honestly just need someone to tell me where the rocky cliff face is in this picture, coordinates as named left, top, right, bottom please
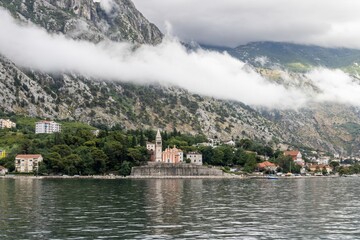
left=0, top=0, right=163, bottom=44
left=0, top=53, right=282, bottom=145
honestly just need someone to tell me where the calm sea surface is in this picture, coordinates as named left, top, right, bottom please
left=1, top=177, right=360, bottom=239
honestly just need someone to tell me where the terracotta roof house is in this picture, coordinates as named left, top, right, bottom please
left=15, top=154, right=43, bottom=173
left=257, top=161, right=278, bottom=171
left=284, top=150, right=305, bottom=166
left=308, top=164, right=333, bottom=174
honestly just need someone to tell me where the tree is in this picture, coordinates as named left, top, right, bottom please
left=37, top=162, right=48, bottom=175
left=63, top=154, right=82, bottom=175
left=218, top=145, right=234, bottom=166
left=103, top=141, right=124, bottom=170
left=119, top=161, right=131, bottom=176
left=275, top=155, right=295, bottom=173
left=127, top=146, right=148, bottom=165
left=199, top=146, right=214, bottom=165
left=329, top=161, right=340, bottom=172
left=238, top=139, right=253, bottom=150
left=322, top=166, right=328, bottom=176
left=212, top=148, right=224, bottom=165
left=243, top=154, right=257, bottom=173
left=91, top=148, right=108, bottom=174
left=51, top=144, right=72, bottom=158
left=45, top=152, right=64, bottom=174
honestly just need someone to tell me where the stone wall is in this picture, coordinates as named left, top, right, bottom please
left=131, top=163, right=224, bottom=177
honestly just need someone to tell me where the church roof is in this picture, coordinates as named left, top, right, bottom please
left=156, top=129, right=161, bottom=139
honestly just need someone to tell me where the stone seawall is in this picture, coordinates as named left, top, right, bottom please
left=131, top=163, right=224, bottom=177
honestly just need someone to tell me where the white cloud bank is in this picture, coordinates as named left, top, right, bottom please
left=132, top=0, right=360, bottom=49
left=1, top=8, right=360, bottom=109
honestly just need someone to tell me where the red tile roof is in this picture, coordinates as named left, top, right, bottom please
left=284, top=151, right=300, bottom=160
left=258, top=161, right=277, bottom=169
left=15, top=154, right=42, bottom=159
left=308, top=164, right=331, bottom=170
left=284, top=150, right=300, bottom=156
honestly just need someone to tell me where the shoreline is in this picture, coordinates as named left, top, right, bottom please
left=0, top=174, right=343, bottom=180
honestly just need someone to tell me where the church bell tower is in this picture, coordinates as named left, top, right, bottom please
left=155, top=129, right=162, bottom=162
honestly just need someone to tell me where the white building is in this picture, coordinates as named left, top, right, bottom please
left=225, top=140, right=236, bottom=146
left=15, top=154, right=43, bottom=173
left=186, top=152, right=203, bottom=165
left=317, top=156, right=330, bottom=165
left=146, top=142, right=156, bottom=152
left=284, top=150, right=305, bottom=166
left=0, top=166, right=8, bottom=175
left=35, top=121, right=61, bottom=134
left=208, top=138, right=221, bottom=147
left=0, top=119, right=16, bottom=129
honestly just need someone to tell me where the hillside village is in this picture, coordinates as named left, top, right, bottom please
left=0, top=117, right=358, bottom=177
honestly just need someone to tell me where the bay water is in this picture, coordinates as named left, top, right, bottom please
left=0, top=177, right=359, bottom=239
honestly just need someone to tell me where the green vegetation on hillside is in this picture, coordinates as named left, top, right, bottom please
left=0, top=116, right=294, bottom=175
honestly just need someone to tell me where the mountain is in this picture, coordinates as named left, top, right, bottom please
left=204, top=42, right=360, bottom=72
left=1, top=1, right=360, bottom=155
left=235, top=42, right=360, bottom=68
left=0, top=0, right=162, bottom=44
left=204, top=42, right=360, bottom=155
left=0, top=0, right=282, bottom=145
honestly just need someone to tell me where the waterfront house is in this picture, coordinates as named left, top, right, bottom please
left=284, top=150, right=305, bottom=166
left=308, top=164, right=333, bottom=174
left=0, top=166, right=8, bottom=175
left=257, top=161, right=278, bottom=172
left=35, top=120, right=61, bottom=134
left=15, top=154, right=43, bottom=173
left=186, top=152, right=203, bottom=165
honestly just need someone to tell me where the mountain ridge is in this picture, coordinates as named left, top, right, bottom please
left=1, top=0, right=360, bottom=155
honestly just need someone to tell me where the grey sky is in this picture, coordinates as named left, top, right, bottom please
left=132, top=0, right=360, bottom=48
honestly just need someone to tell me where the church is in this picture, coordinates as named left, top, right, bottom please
left=146, top=129, right=184, bottom=164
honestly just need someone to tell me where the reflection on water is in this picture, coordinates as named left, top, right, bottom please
left=1, top=178, right=360, bottom=239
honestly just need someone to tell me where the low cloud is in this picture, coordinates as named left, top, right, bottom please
left=307, top=69, right=360, bottom=106
left=100, top=0, right=116, bottom=14
left=93, top=0, right=116, bottom=14
left=1, top=9, right=360, bottom=109
left=133, top=0, right=360, bottom=49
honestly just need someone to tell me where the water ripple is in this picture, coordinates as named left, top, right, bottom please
left=1, top=178, right=360, bottom=239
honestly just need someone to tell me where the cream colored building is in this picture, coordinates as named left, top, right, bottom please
left=186, top=152, right=203, bottom=165
left=0, top=119, right=16, bottom=129
left=15, top=154, right=43, bottom=173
